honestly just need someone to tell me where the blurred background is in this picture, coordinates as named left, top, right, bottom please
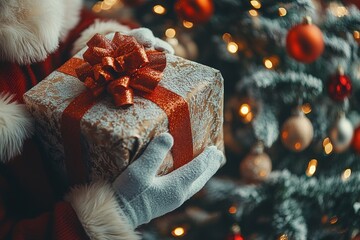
left=84, top=0, right=360, bottom=239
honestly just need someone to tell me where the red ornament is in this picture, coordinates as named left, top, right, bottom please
left=227, top=233, right=244, bottom=240
left=227, top=224, right=245, bottom=240
left=286, top=17, right=324, bottom=63
left=352, top=126, right=360, bottom=154
left=328, top=71, right=352, bottom=101
left=174, top=0, right=214, bottom=24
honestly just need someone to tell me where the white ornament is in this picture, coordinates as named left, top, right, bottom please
left=329, top=113, right=354, bottom=153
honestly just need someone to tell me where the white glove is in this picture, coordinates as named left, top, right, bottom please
left=126, top=28, right=175, bottom=54
left=113, top=133, right=224, bottom=228
left=72, top=22, right=174, bottom=56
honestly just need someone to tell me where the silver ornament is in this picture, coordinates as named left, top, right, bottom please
left=330, top=113, right=354, bottom=153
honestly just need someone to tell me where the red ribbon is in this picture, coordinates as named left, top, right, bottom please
left=57, top=33, right=194, bottom=185
left=75, top=33, right=166, bottom=107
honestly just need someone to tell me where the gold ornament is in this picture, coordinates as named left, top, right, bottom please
left=240, top=142, right=272, bottom=183
left=281, top=109, right=314, bottom=152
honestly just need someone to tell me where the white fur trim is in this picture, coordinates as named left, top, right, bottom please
left=0, top=93, right=33, bottom=162
left=66, top=181, right=140, bottom=240
left=60, top=0, right=83, bottom=41
left=0, top=0, right=82, bottom=65
left=71, top=20, right=130, bottom=55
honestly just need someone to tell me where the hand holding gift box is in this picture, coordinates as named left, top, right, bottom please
left=66, top=133, right=224, bottom=236
left=23, top=30, right=225, bottom=237
left=24, top=32, right=225, bottom=187
left=0, top=0, right=224, bottom=237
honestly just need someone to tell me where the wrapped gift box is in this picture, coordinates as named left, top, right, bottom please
left=24, top=33, right=224, bottom=187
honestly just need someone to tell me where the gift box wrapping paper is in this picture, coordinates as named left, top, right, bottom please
left=24, top=38, right=224, bottom=186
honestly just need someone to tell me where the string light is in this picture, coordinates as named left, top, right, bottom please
left=104, top=0, right=117, bottom=5
left=92, top=0, right=120, bottom=12
left=249, top=9, right=258, bottom=17
left=171, top=227, right=186, bottom=237
left=263, top=56, right=280, bottom=69
left=329, top=3, right=348, bottom=17
left=244, top=112, right=253, bottom=122
left=250, top=0, right=261, bottom=9
left=323, top=137, right=333, bottom=155
left=259, top=170, right=267, bottom=177
left=294, top=142, right=301, bottom=151
left=239, top=104, right=250, bottom=116
left=92, top=2, right=102, bottom=12
left=322, top=215, right=338, bottom=225
left=228, top=206, right=237, bottom=214
left=302, top=103, right=312, bottom=114
left=354, top=31, right=360, bottom=40
left=336, top=6, right=348, bottom=17
left=153, top=4, right=166, bottom=15
left=227, top=42, right=239, bottom=53
left=101, top=2, right=112, bottom=10
left=306, top=159, right=318, bottom=177
left=279, top=234, right=289, bottom=240
left=329, top=216, right=338, bottom=224
left=281, top=131, right=288, bottom=139
left=264, top=59, right=273, bottom=69
left=278, top=7, right=287, bottom=17
left=222, top=33, right=232, bottom=42
left=182, top=20, right=194, bottom=28
left=165, top=28, right=176, bottom=38
left=239, top=103, right=253, bottom=123
left=342, top=168, right=351, bottom=181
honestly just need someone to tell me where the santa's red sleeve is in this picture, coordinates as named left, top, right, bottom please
left=0, top=140, right=139, bottom=240
left=0, top=8, right=142, bottom=240
left=1, top=147, right=139, bottom=240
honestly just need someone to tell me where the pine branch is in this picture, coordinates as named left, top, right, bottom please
left=202, top=172, right=360, bottom=236
left=204, top=178, right=240, bottom=204
left=239, top=70, right=323, bottom=104
left=322, top=7, right=360, bottom=34
left=226, top=171, right=360, bottom=231
left=323, top=34, right=352, bottom=59
left=264, top=0, right=314, bottom=12
left=255, top=17, right=288, bottom=43
left=273, top=198, right=308, bottom=240
left=260, top=0, right=314, bottom=18
left=252, top=103, right=279, bottom=147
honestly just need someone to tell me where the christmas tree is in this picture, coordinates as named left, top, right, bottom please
left=87, top=0, right=360, bottom=239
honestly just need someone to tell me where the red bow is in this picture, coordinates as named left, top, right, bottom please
left=75, top=32, right=166, bottom=107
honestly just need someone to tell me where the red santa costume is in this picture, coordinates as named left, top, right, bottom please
left=0, top=0, right=141, bottom=239
left=0, top=1, right=225, bottom=239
